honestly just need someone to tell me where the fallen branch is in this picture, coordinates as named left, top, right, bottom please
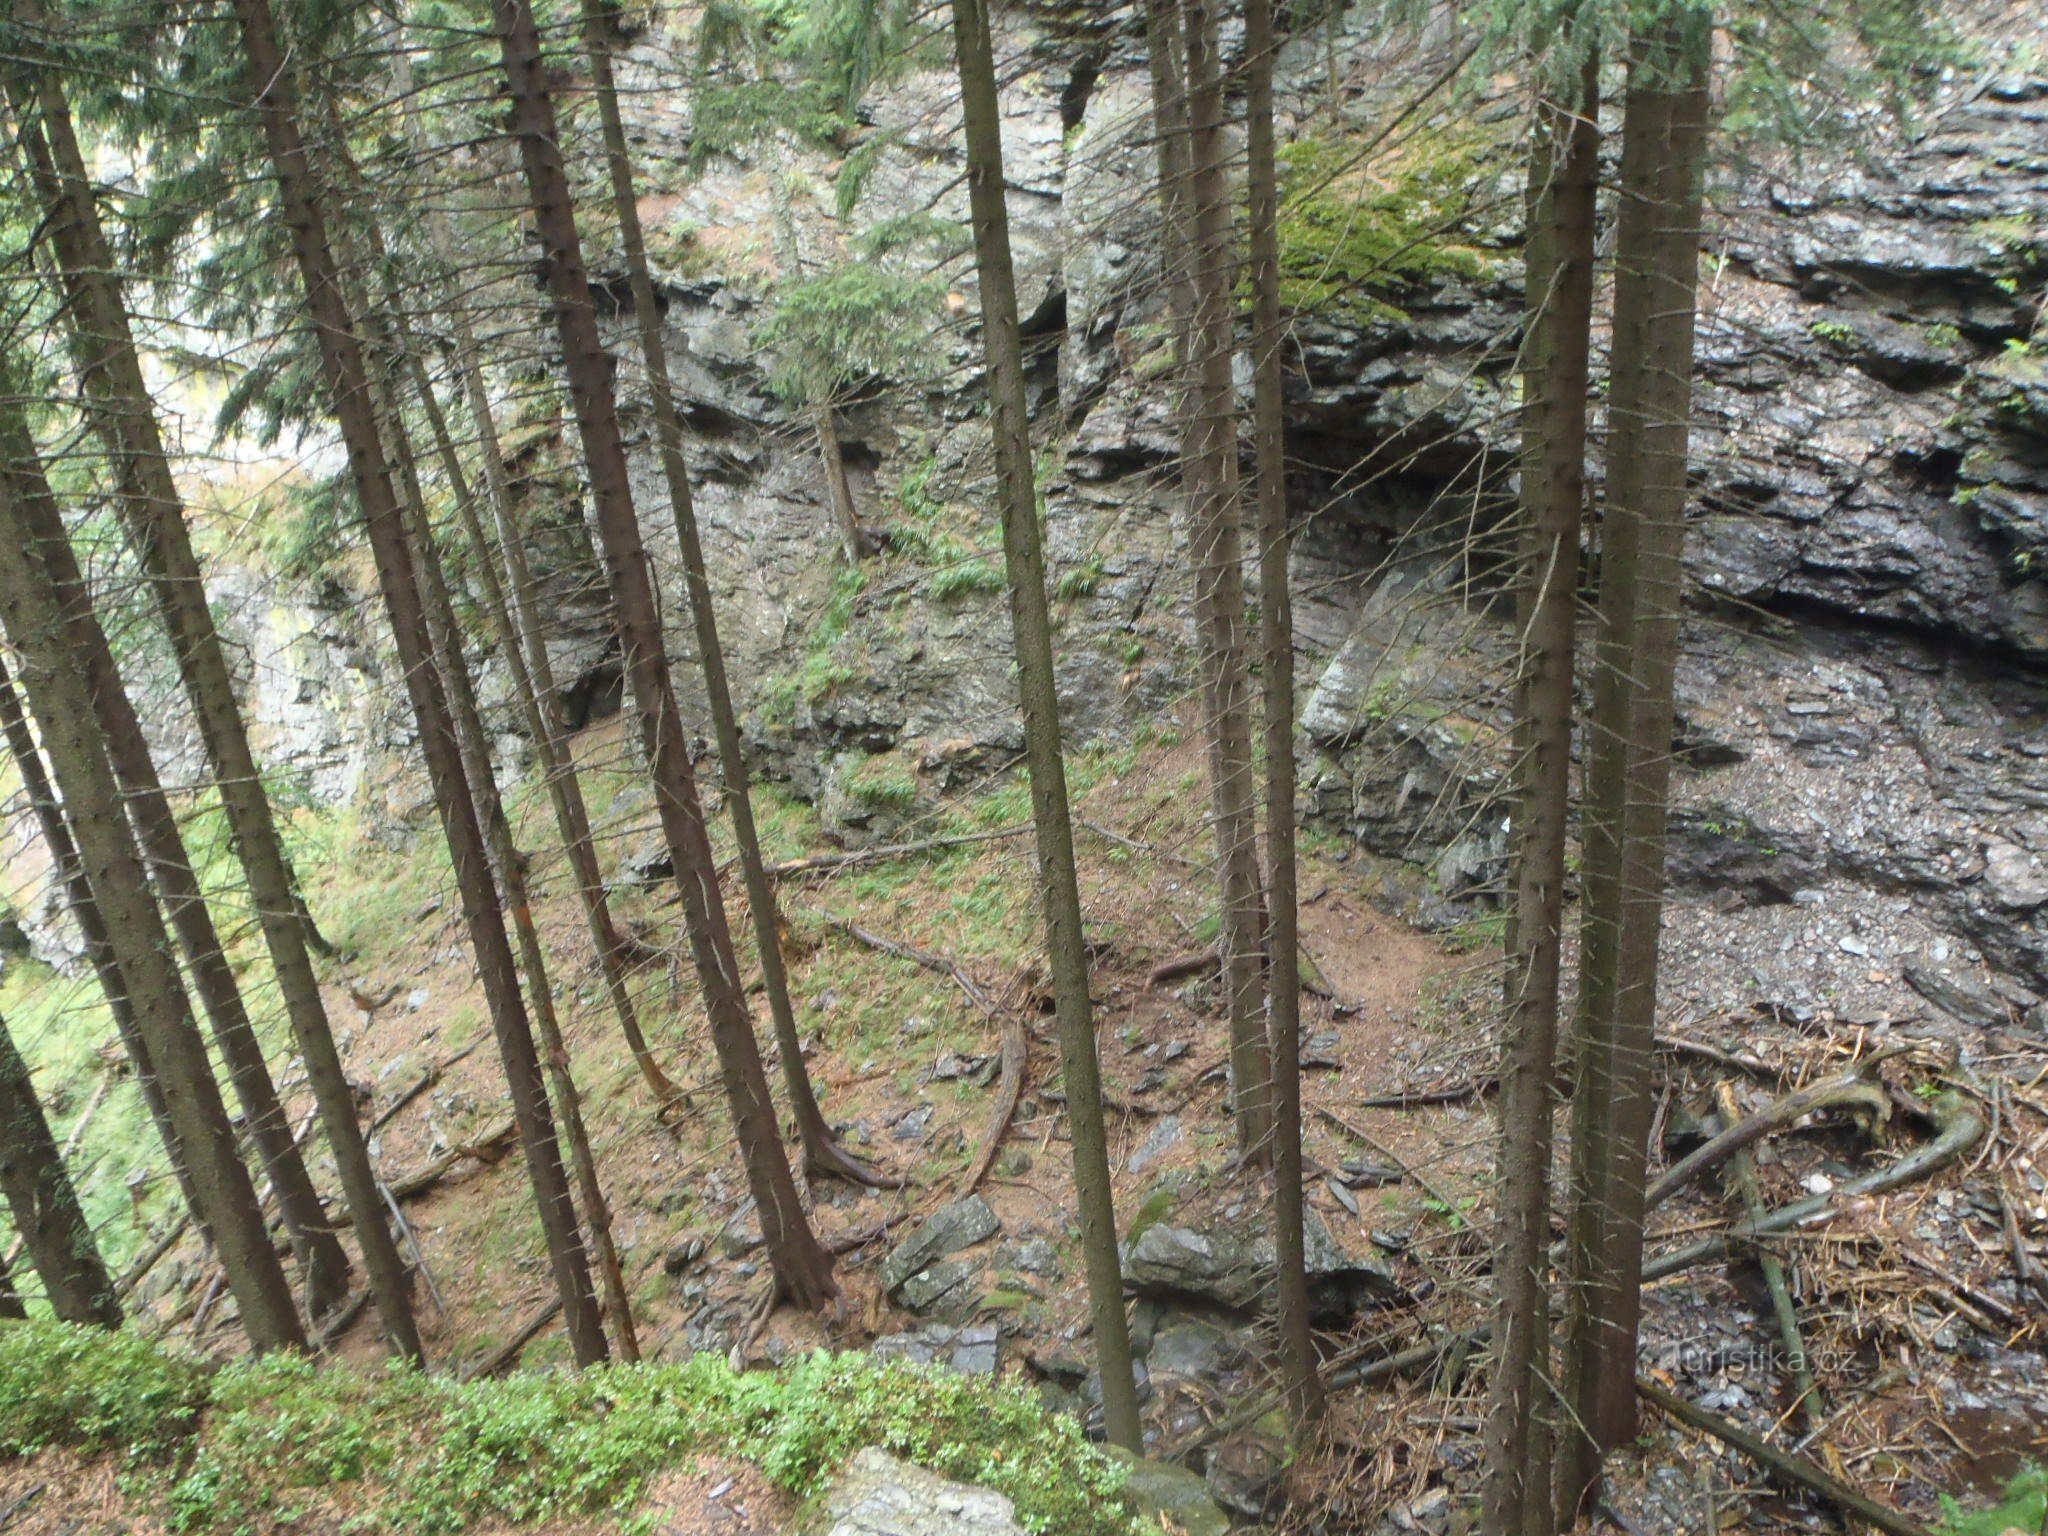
left=764, top=825, right=1030, bottom=878
left=1656, top=1033, right=1780, bottom=1078
left=462, top=1298, right=563, bottom=1381
left=1648, top=1069, right=1892, bottom=1210
left=1359, top=1081, right=1497, bottom=1111
left=1313, top=1105, right=1465, bottom=1219
left=1077, top=819, right=1203, bottom=870
left=386, top=1117, right=519, bottom=1201
left=1146, top=948, right=1217, bottom=988
left=312, top=1288, right=372, bottom=1350
left=958, top=1016, right=1027, bottom=1198
left=1998, top=1178, right=2048, bottom=1310
left=372, top=1041, right=484, bottom=1133
left=1715, top=1081, right=1822, bottom=1429
left=812, top=913, right=996, bottom=1016
left=115, top=1214, right=190, bottom=1298
left=1636, top=1375, right=1935, bottom=1536
left=1645, top=1091, right=1985, bottom=1282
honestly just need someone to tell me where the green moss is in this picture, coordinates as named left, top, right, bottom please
left=1272, top=129, right=1491, bottom=325
left=1808, top=317, right=1857, bottom=345
left=1942, top=1467, right=2048, bottom=1536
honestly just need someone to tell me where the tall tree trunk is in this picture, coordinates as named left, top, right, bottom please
left=1559, top=17, right=1710, bottom=1515
left=1483, top=48, right=1600, bottom=1536
left=1244, top=0, right=1322, bottom=1427
left=0, top=1013, right=120, bottom=1326
left=6, top=37, right=420, bottom=1359
left=946, top=0, right=1141, bottom=1451
left=0, top=654, right=204, bottom=1233
left=382, top=27, right=680, bottom=1109
left=578, top=0, right=888, bottom=1189
left=231, top=0, right=608, bottom=1365
left=0, top=477, right=304, bottom=1353
left=1156, top=0, right=1272, bottom=1162
left=489, top=0, right=834, bottom=1309
left=0, top=400, right=351, bottom=1321
left=343, top=247, right=636, bottom=1359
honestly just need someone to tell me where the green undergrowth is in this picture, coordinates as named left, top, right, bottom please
left=0, top=1320, right=1136, bottom=1536
left=1943, top=1467, right=2048, bottom=1536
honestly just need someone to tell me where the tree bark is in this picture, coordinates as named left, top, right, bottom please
left=6, top=34, right=420, bottom=1358
left=1560, top=16, right=1710, bottom=1515
left=231, top=0, right=608, bottom=1365
left=0, top=477, right=304, bottom=1353
left=1484, top=47, right=1599, bottom=1536
left=578, top=0, right=888, bottom=1188
left=1160, top=0, right=1272, bottom=1162
left=0, top=1013, right=120, bottom=1326
left=490, top=0, right=834, bottom=1309
left=0, top=398, right=351, bottom=1321
left=1243, top=0, right=1322, bottom=1428
left=947, top=0, right=1141, bottom=1451
left=0, top=654, right=204, bottom=1233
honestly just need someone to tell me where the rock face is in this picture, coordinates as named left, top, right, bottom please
left=795, top=1449, right=1023, bottom=1536
left=1121, top=1213, right=1402, bottom=1318
left=10, top=7, right=2036, bottom=1072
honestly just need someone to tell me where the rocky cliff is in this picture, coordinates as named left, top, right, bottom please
left=21, top=4, right=2043, bottom=1046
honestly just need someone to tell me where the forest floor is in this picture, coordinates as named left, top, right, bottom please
left=2, top=709, right=2044, bottom=1533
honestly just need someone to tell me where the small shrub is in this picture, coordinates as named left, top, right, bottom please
left=0, top=1319, right=210, bottom=1459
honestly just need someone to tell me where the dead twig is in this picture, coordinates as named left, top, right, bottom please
left=1314, top=1105, right=1465, bottom=1220
left=1636, top=1375, right=1935, bottom=1536
left=814, top=913, right=997, bottom=1016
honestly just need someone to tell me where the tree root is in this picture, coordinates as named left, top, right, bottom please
left=803, top=1133, right=902, bottom=1190
left=1715, top=1081, right=1821, bottom=1429
left=1648, top=1067, right=1893, bottom=1210
left=1644, top=1090, right=1985, bottom=1281
left=1635, top=1375, right=1934, bottom=1536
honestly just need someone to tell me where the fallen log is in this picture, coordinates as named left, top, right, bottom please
left=372, top=1041, right=484, bottom=1133
left=461, top=1298, right=563, bottom=1381
left=1636, top=1375, right=1935, bottom=1536
left=115, top=1214, right=191, bottom=1298
left=385, top=1117, right=519, bottom=1201
left=1359, top=1081, right=1497, bottom=1110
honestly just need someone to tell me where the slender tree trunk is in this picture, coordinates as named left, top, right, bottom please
left=578, top=0, right=888, bottom=1188
left=341, top=245, right=635, bottom=1358
left=0, top=1013, right=120, bottom=1326
left=0, top=477, right=304, bottom=1352
left=0, top=1247, right=23, bottom=1320
left=1157, top=0, right=1272, bottom=1162
left=0, top=401, right=350, bottom=1320
left=6, top=39, right=420, bottom=1359
left=1244, top=0, right=1322, bottom=1428
left=231, top=0, right=608, bottom=1365
left=1484, top=49, right=1599, bottom=1536
left=947, top=0, right=1140, bottom=1451
left=814, top=406, right=866, bottom=566
left=380, top=30, right=679, bottom=1110
left=490, top=0, right=834, bottom=1309
left=1559, top=18, right=1710, bottom=1515
left=0, top=654, right=205, bottom=1232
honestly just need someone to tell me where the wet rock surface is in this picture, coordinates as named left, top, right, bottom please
left=795, top=1448, right=1024, bottom=1536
